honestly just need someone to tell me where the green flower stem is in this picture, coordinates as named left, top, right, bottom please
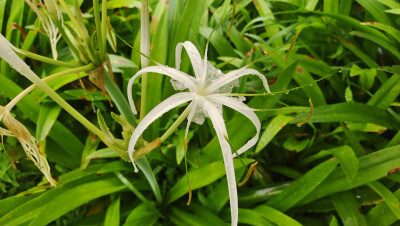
left=6, top=63, right=95, bottom=110
left=93, top=0, right=104, bottom=61
left=160, top=103, right=192, bottom=142
left=16, top=49, right=82, bottom=68
left=139, top=0, right=150, bottom=121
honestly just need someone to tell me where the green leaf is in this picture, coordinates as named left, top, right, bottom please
left=238, top=208, right=274, bottom=226
left=0, top=0, right=7, bottom=34
left=36, top=103, right=62, bottom=142
left=368, top=74, right=400, bottom=109
left=0, top=194, right=40, bottom=217
left=136, top=157, right=163, bottom=204
left=340, top=124, right=365, bottom=157
left=165, top=159, right=253, bottom=204
left=267, top=158, right=338, bottom=211
left=292, top=102, right=400, bottom=129
left=145, top=8, right=168, bottom=139
left=379, top=0, right=400, bottom=8
left=254, top=205, right=302, bottom=226
left=351, top=31, right=400, bottom=61
left=123, top=202, right=160, bottom=226
left=298, top=144, right=400, bottom=205
left=283, top=136, right=310, bottom=152
left=108, top=54, right=137, bottom=73
left=86, top=148, right=119, bottom=160
left=385, top=8, right=400, bottom=14
left=190, top=203, right=229, bottom=226
left=0, top=176, right=125, bottom=225
left=338, top=37, right=387, bottom=83
left=81, top=134, right=101, bottom=170
left=293, top=66, right=327, bottom=107
left=169, top=207, right=209, bottom=226
left=330, top=191, right=367, bottom=226
left=199, top=27, right=236, bottom=57
left=105, top=195, right=120, bottom=226
left=323, top=145, right=359, bottom=182
left=252, top=0, right=282, bottom=46
left=367, top=181, right=400, bottom=220
left=356, top=0, right=394, bottom=26
left=366, top=188, right=400, bottom=225
left=345, top=86, right=354, bottom=102
left=174, top=129, right=194, bottom=165
left=349, top=64, right=377, bottom=90
left=104, top=69, right=137, bottom=126
left=256, top=115, right=294, bottom=153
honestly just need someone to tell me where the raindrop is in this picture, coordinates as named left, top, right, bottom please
left=309, top=84, right=313, bottom=87
left=157, top=68, right=163, bottom=72
left=338, top=67, right=342, bottom=73
left=284, top=91, right=289, bottom=94
left=296, top=124, right=302, bottom=127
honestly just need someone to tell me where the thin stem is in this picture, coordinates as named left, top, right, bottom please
left=211, top=71, right=337, bottom=98
left=140, top=0, right=150, bottom=121
left=16, top=48, right=82, bottom=68
left=160, top=103, right=192, bottom=142
left=6, top=63, right=95, bottom=110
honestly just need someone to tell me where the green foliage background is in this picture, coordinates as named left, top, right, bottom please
left=1, top=0, right=400, bottom=225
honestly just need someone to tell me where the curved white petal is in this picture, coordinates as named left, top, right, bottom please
left=209, top=96, right=261, bottom=157
left=203, top=100, right=238, bottom=226
left=206, top=67, right=271, bottom=94
left=200, top=44, right=209, bottom=85
left=128, top=92, right=195, bottom=172
left=127, top=65, right=196, bottom=115
left=0, top=34, right=30, bottom=75
left=176, top=41, right=204, bottom=80
left=185, top=96, right=199, bottom=139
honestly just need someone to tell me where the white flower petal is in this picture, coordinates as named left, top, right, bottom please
left=127, top=65, right=196, bottom=115
left=0, top=34, right=29, bottom=74
left=210, top=96, right=261, bottom=157
left=128, top=92, right=195, bottom=172
left=203, top=100, right=238, bottom=226
left=176, top=41, right=204, bottom=80
left=185, top=97, right=199, bottom=139
left=206, top=67, right=271, bottom=94
left=201, top=44, right=209, bottom=84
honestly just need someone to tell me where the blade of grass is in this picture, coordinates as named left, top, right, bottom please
left=368, top=181, right=400, bottom=220
left=330, top=191, right=367, bottom=226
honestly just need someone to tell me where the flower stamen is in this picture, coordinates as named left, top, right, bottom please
left=238, top=161, right=258, bottom=187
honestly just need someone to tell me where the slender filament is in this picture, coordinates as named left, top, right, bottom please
left=238, top=161, right=258, bottom=187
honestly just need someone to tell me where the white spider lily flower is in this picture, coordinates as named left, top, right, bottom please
left=127, top=41, right=270, bottom=225
left=0, top=106, right=56, bottom=187
left=25, top=0, right=62, bottom=59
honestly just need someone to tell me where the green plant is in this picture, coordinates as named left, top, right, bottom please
left=0, top=0, right=400, bottom=225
